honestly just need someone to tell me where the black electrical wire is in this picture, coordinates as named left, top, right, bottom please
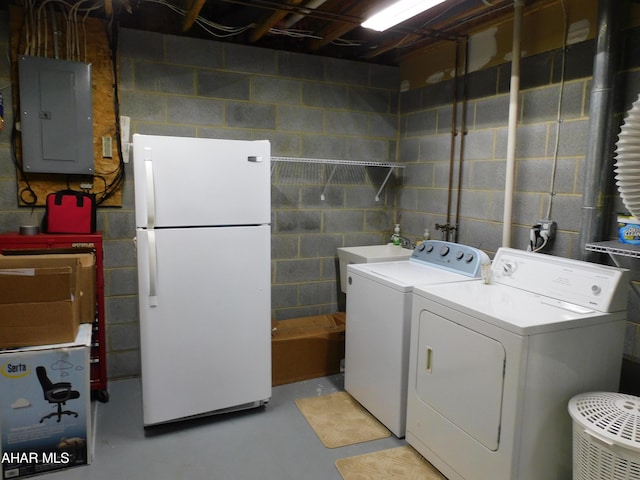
left=11, top=113, right=38, bottom=206
left=94, top=14, right=125, bottom=206
left=10, top=8, right=38, bottom=206
left=12, top=0, right=126, bottom=207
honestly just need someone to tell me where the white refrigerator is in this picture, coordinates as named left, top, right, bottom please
left=132, top=134, right=272, bottom=426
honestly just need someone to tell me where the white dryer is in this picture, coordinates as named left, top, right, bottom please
left=345, top=240, right=489, bottom=437
left=406, top=247, right=630, bottom=480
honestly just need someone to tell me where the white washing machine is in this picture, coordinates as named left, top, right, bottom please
left=406, top=247, right=630, bottom=480
left=345, top=240, right=489, bottom=437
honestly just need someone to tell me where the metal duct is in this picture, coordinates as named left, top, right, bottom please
left=579, top=0, right=620, bottom=260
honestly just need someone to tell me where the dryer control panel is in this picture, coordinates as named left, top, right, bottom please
left=410, top=240, right=490, bottom=278
left=491, top=247, right=630, bottom=313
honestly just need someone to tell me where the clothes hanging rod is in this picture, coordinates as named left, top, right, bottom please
left=271, top=156, right=405, bottom=169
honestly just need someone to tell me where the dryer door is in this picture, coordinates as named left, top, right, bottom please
left=415, top=310, right=506, bottom=450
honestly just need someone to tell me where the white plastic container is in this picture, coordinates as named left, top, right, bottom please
left=568, top=392, right=640, bottom=480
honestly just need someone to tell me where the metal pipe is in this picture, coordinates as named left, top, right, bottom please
left=453, top=35, right=470, bottom=244
left=501, top=0, right=524, bottom=248
left=443, top=34, right=461, bottom=242
left=579, top=0, right=620, bottom=260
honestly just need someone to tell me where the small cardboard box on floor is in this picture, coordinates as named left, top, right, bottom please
left=0, top=324, right=93, bottom=478
left=0, top=253, right=96, bottom=349
left=272, top=313, right=346, bottom=386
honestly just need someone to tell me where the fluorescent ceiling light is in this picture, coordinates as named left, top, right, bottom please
left=362, top=0, right=448, bottom=32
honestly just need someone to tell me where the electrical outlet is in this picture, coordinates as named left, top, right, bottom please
left=538, top=219, right=556, bottom=241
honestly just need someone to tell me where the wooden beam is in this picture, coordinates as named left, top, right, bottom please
left=307, top=22, right=355, bottom=50
left=182, top=0, right=207, bottom=32
left=361, top=33, right=418, bottom=59
left=307, top=0, right=372, bottom=51
left=249, top=0, right=306, bottom=42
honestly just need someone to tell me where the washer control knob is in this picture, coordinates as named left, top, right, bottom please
left=426, top=244, right=434, bottom=253
left=440, top=246, right=450, bottom=256
left=417, top=243, right=426, bottom=252
left=591, top=285, right=601, bottom=295
left=502, top=262, right=514, bottom=276
left=456, top=250, right=464, bottom=260
left=465, top=253, right=474, bottom=263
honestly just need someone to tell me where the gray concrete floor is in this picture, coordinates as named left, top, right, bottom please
left=43, top=374, right=407, bottom=480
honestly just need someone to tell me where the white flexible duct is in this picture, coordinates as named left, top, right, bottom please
left=502, top=0, right=524, bottom=247
left=614, top=94, right=640, bottom=218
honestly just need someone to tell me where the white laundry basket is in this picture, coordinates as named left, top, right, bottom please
left=568, top=392, right=640, bottom=480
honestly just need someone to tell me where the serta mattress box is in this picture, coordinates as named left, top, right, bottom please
left=0, top=325, right=92, bottom=478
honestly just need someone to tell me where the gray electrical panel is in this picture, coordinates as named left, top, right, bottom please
left=18, top=55, right=94, bottom=175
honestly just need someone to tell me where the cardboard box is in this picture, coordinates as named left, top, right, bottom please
left=0, top=267, right=76, bottom=349
left=0, top=254, right=96, bottom=324
left=0, top=324, right=93, bottom=478
left=271, top=313, right=346, bottom=386
left=0, top=254, right=96, bottom=349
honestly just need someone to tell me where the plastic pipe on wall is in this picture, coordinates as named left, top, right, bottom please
left=501, top=0, right=524, bottom=248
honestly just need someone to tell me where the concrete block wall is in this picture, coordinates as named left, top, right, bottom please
left=3, top=7, right=640, bottom=378
left=118, top=29, right=401, bottom=330
left=0, top=20, right=400, bottom=379
left=124, top=28, right=401, bottom=377
left=397, top=41, right=597, bottom=255
left=397, top=27, right=640, bottom=364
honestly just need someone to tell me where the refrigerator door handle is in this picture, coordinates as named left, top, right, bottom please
left=144, top=147, right=156, bottom=229
left=147, top=230, right=159, bottom=307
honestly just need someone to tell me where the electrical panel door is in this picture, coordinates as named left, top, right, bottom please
left=18, top=55, right=94, bottom=175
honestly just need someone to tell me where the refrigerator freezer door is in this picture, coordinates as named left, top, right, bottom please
left=136, top=225, right=271, bottom=426
left=133, top=134, right=270, bottom=229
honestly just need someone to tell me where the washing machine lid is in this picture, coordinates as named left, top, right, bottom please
left=347, top=261, right=476, bottom=292
left=345, top=240, right=488, bottom=292
left=413, top=280, right=624, bottom=335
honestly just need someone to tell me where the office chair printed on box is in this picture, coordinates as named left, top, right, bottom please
left=36, top=366, right=80, bottom=423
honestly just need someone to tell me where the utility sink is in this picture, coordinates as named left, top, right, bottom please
left=337, top=244, right=413, bottom=294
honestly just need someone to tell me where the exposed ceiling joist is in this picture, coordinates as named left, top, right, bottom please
left=249, top=0, right=305, bottom=42
left=182, top=0, right=207, bottom=31
left=362, top=33, right=421, bottom=60
left=307, top=0, right=375, bottom=51
left=8, top=0, right=528, bottom=66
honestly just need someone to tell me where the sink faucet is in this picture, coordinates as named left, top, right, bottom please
left=391, top=235, right=413, bottom=249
